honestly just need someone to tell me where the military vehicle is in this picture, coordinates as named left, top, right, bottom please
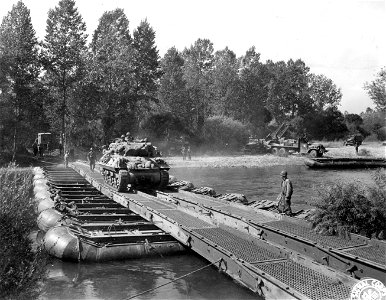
left=98, top=139, right=170, bottom=192
left=344, top=134, right=363, bottom=146
left=243, top=123, right=327, bottom=157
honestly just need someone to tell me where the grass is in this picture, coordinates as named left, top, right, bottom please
left=308, top=169, right=386, bottom=239
left=0, top=166, right=48, bottom=300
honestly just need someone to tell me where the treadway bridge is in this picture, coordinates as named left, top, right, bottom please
left=42, top=162, right=386, bottom=300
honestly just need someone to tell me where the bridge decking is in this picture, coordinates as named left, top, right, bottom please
left=70, top=162, right=385, bottom=299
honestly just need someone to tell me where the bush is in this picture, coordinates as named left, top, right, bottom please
left=0, top=167, right=48, bottom=299
left=202, top=116, right=249, bottom=152
left=309, top=169, right=386, bottom=239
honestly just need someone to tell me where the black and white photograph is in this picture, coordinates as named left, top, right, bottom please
left=0, top=0, right=385, bottom=299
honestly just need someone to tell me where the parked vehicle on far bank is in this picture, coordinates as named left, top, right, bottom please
left=344, top=134, right=363, bottom=146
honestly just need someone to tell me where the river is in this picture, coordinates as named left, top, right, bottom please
left=39, top=165, right=375, bottom=300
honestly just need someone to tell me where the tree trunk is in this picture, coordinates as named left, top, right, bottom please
left=12, top=124, right=17, bottom=162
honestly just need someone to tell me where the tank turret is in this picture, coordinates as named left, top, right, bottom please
left=98, top=139, right=170, bottom=192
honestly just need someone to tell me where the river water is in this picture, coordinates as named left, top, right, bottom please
left=39, top=165, right=375, bottom=300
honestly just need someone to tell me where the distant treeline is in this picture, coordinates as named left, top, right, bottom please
left=0, top=0, right=385, bottom=155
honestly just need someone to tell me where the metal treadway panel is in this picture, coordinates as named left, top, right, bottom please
left=257, top=260, right=351, bottom=300
left=193, top=227, right=283, bottom=263
left=344, top=244, right=386, bottom=265
left=139, top=200, right=175, bottom=210
left=217, top=205, right=275, bottom=223
left=160, top=210, right=216, bottom=229
left=266, top=220, right=363, bottom=249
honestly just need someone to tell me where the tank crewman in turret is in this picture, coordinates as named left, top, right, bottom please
left=125, top=132, right=134, bottom=142
left=87, top=148, right=96, bottom=172
left=277, top=170, right=293, bottom=216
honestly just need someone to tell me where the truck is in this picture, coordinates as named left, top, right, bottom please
left=243, top=123, right=327, bottom=157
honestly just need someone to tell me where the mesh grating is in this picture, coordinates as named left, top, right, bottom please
left=160, top=210, right=215, bottom=229
left=344, top=245, right=386, bottom=266
left=257, top=261, right=351, bottom=300
left=266, top=221, right=363, bottom=249
left=217, top=206, right=275, bottom=224
left=193, top=227, right=282, bottom=263
left=176, top=193, right=228, bottom=207
left=140, top=201, right=175, bottom=210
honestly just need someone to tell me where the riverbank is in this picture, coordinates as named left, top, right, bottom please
left=166, top=142, right=385, bottom=168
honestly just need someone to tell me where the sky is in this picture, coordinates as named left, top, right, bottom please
left=1, top=0, right=385, bottom=114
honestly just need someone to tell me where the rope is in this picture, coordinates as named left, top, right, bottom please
left=126, top=258, right=222, bottom=299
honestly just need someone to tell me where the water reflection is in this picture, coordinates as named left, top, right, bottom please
left=40, top=254, right=259, bottom=300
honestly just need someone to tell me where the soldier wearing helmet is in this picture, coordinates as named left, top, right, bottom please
left=87, top=147, right=96, bottom=172
left=278, top=170, right=293, bottom=215
left=125, top=132, right=134, bottom=142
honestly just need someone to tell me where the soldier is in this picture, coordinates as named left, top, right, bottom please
left=277, top=170, right=293, bottom=216
left=87, top=148, right=96, bottom=171
left=32, top=139, right=38, bottom=157
left=187, top=145, right=191, bottom=160
left=125, top=132, right=134, bottom=142
left=181, top=145, right=186, bottom=160
left=64, top=150, right=69, bottom=168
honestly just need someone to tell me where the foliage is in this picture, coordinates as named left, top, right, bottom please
left=308, top=74, right=342, bottom=112
left=309, top=169, right=386, bottom=239
left=364, top=67, right=386, bottom=111
left=360, top=108, right=386, bottom=140
left=131, top=19, right=162, bottom=130
left=88, top=8, right=134, bottom=144
left=0, top=1, right=44, bottom=156
left=182, top=38, right=214, bottom=134
left=202, top=115, right=249, bottom=151
left=158, top=47, right=193, bottom=128
left=0, top=167, right=48, bottom=299
left=41, top=0, right=87, bottom=148
left=140, top=112, right=190, bottom=141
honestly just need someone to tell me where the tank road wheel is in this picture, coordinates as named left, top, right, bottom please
left=309, top=149, right=318, bottom=157
left=116, top=170, right=128, bottom=192
left=158, top=170, right=169, bottom=189
left=278, top=148, right=287, bottom=156
left=271, top=148, right=278, bottom=156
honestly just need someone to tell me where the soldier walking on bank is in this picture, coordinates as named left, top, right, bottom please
left=87, top=148, right=96, bottom=171
left=277, top=170, right=293, bottom=216
left=64, top=151, right=69, bottom=168
left=181, top=145, right=186, bottom=160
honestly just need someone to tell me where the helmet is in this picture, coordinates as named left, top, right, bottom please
left=121, top=135, right=125, bottom=138
left=90, top=148, right=93, bottom=151
left=280, top=170, right=287, bottom=177
left=126, top=132, right=131, bottom=136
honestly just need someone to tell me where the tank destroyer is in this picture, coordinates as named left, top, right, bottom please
left=98, top=138, right=170, bottom=192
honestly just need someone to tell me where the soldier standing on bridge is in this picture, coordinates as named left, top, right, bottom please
left=87, top=148, right=96, bottom=172
left=277, top=170, right=293, bottom=216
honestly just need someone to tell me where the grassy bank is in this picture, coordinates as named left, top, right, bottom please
left=0, top=166, right=48, bottom=300
left=309, top=169, right=386, bottom=239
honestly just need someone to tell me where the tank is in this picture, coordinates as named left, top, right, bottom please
left=98, top=139, right=170, bottom=192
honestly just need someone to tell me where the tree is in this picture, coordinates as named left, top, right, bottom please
left=132, top=19, right=162, bottom=130
left=41, top=0, right=87, bottom=150
left=308, top=74, right=342, bottom=112
left=89, top=8, right=134, bottom=143
left=238, top=47, right=272, bottom=135
left=0, top=1, right=42, bottom=158
left=211, top=47, right=240, bottom=116
left=364, top=68, right=386, bottom=111
left=267, top=59, right=311, bottom=121
left=158, top=47, right=192, bottom=130
left=182, top=38, right=214, bottom=134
